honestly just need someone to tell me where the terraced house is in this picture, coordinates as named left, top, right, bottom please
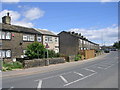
left=0, top=13, right=59, bottom=61
left=58, top=31, right=100, bottom=56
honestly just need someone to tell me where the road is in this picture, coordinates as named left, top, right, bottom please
left=2, top=51, right=119, bottom=89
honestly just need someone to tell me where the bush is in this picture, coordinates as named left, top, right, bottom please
left=47, top=50, right=60, bottom=58
left=25, top=42, right=46, bottom=59
left=74, top=54, right=82, bottom=61
left=2, top=61, right=23, bottom=71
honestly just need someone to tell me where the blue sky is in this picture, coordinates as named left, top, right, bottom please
left=1, top=2, right=118, bottom=46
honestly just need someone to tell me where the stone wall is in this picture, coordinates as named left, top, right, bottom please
left=23, top=57, right=65, bottom=68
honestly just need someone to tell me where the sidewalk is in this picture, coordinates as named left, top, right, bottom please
left=2, top=53, right=108, bottom=78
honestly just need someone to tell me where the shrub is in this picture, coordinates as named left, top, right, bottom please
left=25, top=42, right=46, bottom=59
left=2, top=61, right=23, bottom=71
left=74, top=54, right=82, bottom=61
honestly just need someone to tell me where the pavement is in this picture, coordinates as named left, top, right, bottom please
left=2, top=51, right=119, bottom=89
left=2, top=52, right=107, bottom=78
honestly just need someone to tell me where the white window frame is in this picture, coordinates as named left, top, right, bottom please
left=0, top=31, right=1, bottom=39
left=2, top=32, right=5, bottom=39
left=6, top=50, right=11, bottom=58
left=30, top=35, right=34, bottom=41
left=37, top=36, right=42, bottom=42
left=23, top=35, right=28, bottom=41
left=6, top=32, right=11, bottom=39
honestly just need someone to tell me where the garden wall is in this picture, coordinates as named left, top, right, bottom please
left=23, top=57, right=65, bottom=68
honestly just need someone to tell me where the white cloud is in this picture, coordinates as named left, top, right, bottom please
left=13, top=21, right=34, bottom=27
left=100, top=0, right=119, bottom=2
left=24, top=8, right=45, bottom=20
left=0, top=10, right=20, bottom=22
left=68, top=25, right=118, bottom=46
left=1, top=0, right=20, bottom=3
left=0, top=7, right=45, bottom=27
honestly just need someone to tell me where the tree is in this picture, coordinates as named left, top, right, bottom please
left=25, top=42, right=46, bottom=59
left=113, top=41, right=120, bottom=49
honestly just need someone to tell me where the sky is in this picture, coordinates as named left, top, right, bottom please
left=0, top=1, right=118, bottom=46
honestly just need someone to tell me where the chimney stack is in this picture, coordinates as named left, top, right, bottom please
left=2, top=12, right=11, bottom=25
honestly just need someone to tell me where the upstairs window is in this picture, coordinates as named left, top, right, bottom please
left=55, top=37, right=58, bottom=42
left=0, top=31, right=11, bottom=40
left=37, top=36, right=42, bottom=42
left=6, top=32, right=11, bottom=39
left=23, top=35, right=28, bottom=41
left=45, top=36, right=52, bottom=42
left=23, top=34, right=35, bottom=41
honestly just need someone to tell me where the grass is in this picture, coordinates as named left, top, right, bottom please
left=2, top=61, right=23, bottom=71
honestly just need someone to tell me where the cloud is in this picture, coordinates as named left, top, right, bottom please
left=100, top=0, right=119, bottom=2
left=24, top=8, right=45, bottom=20
left=13, top=21, right=34, bottom=27
left=0, top=10, right=20, bottom=22
left=67, top=25, right=118, bottom=46
left=1, top=0, right=20, bottom=3
left=0, top=7, right=45, bottom=27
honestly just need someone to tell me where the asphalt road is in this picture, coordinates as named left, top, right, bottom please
left=2, top=51, right=119, bottom=89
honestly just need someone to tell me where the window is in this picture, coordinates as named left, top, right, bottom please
left=23, top=35, right=27, bottom=41
left=55, top=46, right=59, bottom=48
left=0, top=31, right=11, bottom=40
left=6, top=32, right=11, bottom=39
left=37, top=36, right=42, bottom=42
left=0, top=31, right=1, bottom=39
left=55, top=37, right=58, bottom=42
left=30, top=35, right=34, bottom=41
left=2, top=32, right=5, bottom=39
left=23, top=34, right=35, bottom=41
left=45, top=36, right=52, bottom=42
left=6, top=50, right=11, bottom=58
left=0, top=50, right=11, bottom=58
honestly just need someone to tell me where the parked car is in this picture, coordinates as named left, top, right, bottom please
left=104, top=49, right=110, bottom=53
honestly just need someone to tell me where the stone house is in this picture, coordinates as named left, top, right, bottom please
left=35, top=29, right=59, bottom=53
left=58, top=31, right=99, bottom=56
left=0, top=13, right=59, bottom=61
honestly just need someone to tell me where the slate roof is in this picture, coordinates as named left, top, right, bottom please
left=58, top=31, right=99, bottom=45
left=0, top=23, right=41, bottom=34
left=35, top=29, right=57, bottom=36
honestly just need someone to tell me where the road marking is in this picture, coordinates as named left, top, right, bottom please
left=8, top=86, right=14, bottom=90
left=37, top=80, right=42, bottom=89
left=64, top=72, right=97, bottom=87
left=59, top=75, right=68, bottom=83
left=97, top=66, right=104, bottom=69
left=74, top=72, right=84, bottom=77
left=83, top=68, right=96, bottom=73
left=35, top=71, right=72, bottom=81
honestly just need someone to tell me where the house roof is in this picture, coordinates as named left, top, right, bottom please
left=35, top=29, right=57, bottom=36
left=58, top=31, right=99, bottom=45
left=0, top=23, right=41, bottom=34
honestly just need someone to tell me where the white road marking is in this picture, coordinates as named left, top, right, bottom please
left=59, top=75, right=68, bottom=83
left=37, top=80, right=42, bottom=89
left=8, top=86, right=14, bottom=90
left=35, top=71, right=72, bottom=81
left=64, top=72, right=97, bottom=86
left=74, top=72, right=84, bottom=77
left=83, top=68, right=96, bottom=73
left=97, top=66, right=104, bottom=69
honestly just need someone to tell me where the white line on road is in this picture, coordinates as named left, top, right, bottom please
left=64, top=72, right=97, bottom=87
left=37, top=80, right=42, bottom=89
left=74, top=72, right=84, bottom=77
left=83, top=68, right=96, bottom=73
left=8, top=86, right=14, bottom=90
left=59, top=75, right=68, bottom=83
left=35, top=71, right=72, bottom=81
